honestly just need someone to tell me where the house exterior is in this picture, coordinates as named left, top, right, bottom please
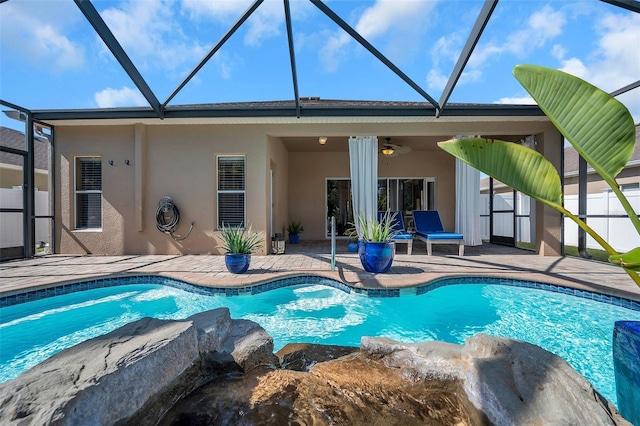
left=42, top=100, right=563, bottom=256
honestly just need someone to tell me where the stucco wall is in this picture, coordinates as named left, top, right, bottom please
left=52, top=117, right=562, bottom=256
left=56, top=124, right=269, bottom=255
left=288, top=149, right=456, bottom=240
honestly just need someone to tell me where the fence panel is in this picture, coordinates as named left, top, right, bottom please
left=0, top=188, right=49, bottom=249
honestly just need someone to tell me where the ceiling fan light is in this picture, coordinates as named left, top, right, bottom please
left=381, top=146, right=395, bottom=156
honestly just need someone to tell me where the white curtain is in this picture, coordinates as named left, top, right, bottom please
left=349, top=136, right=378, bottom=235
left=455, top=158, right=482, bottom=246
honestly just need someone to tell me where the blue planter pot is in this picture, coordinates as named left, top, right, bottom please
left=359, top=241, right=395, bottom=273
left=225, top=253, right=251, bottom=274
left=613, top=320, right=640, bottom=425
left=347, top=241, right=359, bottom=253
left=289, top=233, right=300, bottom=244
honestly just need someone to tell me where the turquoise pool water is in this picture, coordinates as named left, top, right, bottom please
left=2, top=282, right=640, bottom=405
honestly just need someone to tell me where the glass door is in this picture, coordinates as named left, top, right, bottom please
left=489, top=178, right=516, bottom=246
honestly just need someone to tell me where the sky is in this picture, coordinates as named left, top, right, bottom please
left=1, top=0, right=639, bottom=129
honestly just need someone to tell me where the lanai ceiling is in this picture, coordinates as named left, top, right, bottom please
left=0, top=0, right=638, bottom=122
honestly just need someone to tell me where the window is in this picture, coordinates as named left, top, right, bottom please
left=75, top=157, right=102, bottom=229
left=217, top=155, right=245, bottom=228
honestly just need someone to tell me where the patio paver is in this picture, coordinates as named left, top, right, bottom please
left=1, top=242, right=639, bottom=301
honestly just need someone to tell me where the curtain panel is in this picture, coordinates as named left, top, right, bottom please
left=455, top=158, right=483, bottom=246
left=349, top=136, right=378, bottom=235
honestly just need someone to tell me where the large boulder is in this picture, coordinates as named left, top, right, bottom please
left=0, top=310, right=630, bottom=426
left=0, top=308, right=277, bottom=426
left=362, top=334, right=629, bottom=426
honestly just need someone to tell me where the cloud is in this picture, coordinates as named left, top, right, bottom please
left=100, top=0, right=208, bottom=73
left=494, top=96, right=536, bottom=105
left=94, top=87, right=147, bottom=108
left=181, top=0, right=312, bottom=47
left=553, top=12, right=640, bottom=121
left=426, top=69, right=448, bottom=93
left=470, top=5, right=567, bottom=69
left=320, top=0, right=436, bottom=72
left=0, top=1, right=85, bottom=71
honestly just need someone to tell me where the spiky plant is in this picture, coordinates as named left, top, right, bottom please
left=217, top=223, right=263, bottom=254
left=358, top=210, right=400, bottom=242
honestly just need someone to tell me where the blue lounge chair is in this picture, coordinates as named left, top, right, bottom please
left=377, top=211, right=413, bottom=255
left=412, top=210, right=464, bottom=256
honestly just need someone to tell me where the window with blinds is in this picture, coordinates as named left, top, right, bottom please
left=217, top=155, right=245, bottom=228
left=75, top=157, right=102, bottom=229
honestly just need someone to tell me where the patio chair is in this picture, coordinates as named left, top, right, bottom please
left=377, top=211, right=413, bottom=255
left=412, top=210, right=464, bottom=256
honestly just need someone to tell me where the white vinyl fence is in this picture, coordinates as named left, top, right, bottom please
left=481, top=190, right=640, bottom=253
left=0, top=187, right=50, bottom=249
left=564, top=190, right=640, bottom=253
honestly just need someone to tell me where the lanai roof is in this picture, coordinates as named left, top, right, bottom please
left=1, top=0, right=638, bottom=123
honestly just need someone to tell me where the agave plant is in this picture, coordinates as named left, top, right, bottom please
left=438, top=64, right=640, bottom=287
left=217, top=223, right=263, bottom=254
left=358, top=210, right=400, bottom=242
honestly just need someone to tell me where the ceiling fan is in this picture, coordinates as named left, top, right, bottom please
left=380, top=137, right=411, bottom=157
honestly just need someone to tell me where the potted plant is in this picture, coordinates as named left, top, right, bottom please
left=438, top=64, right=639, bottom=421
left=287, top=220, right=304, bottom=244
left=344, top=224, right=359, bottom=253
left=357, top=210, right=399, bottom=273
left=217, top=223, right=264, bottom=274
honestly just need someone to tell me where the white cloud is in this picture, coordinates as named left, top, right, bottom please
left=552, top=12, right=640, bottom=122
left=469, top=5, right=567, bottom=70
left=426, top=69, right=448, bottom=92
left=320, top=0, right=437, bottom=72
left=551, top=44, right=566, bottom=60
left=0, top=1, right=85, bottom=71
left=494, top=96, right=536, bottom=105
left=100, top=0, right=207, bottom=73
left=181, top=0, right=312, bottom=47
left=320, top=32, right=351, bottom=73
left=558, top=58, right=589, bottom=80
left=94, top=87, right=147, bottom=108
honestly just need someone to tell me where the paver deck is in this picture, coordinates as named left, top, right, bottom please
left=2, top=241, right=639, bottom=301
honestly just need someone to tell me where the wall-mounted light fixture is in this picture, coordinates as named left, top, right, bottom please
left=318, top=136, right=327, bottom=145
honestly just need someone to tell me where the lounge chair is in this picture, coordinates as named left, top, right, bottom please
left=412, top=210, right=464, bottom=256
left=377, top=211, right=413, bottom=255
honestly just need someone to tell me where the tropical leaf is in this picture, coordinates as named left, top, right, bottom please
left=610, top=248, right=640, bottom=271
left=438, top=138, right=562, bottom=207
left=513, top=64, right=635, bottom=181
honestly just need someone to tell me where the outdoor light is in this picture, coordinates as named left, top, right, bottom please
left=318, top=136, right=327, bottom=145
left=381, top=146, right=395, bottom=156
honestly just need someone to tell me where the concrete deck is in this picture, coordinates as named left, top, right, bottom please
left=2, top=241, right=639, bottom=301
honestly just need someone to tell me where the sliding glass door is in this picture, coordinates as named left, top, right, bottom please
left=326, top=177, right=435, bottom=237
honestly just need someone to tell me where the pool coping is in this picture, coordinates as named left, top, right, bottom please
left=2, top=272, right=639, bottom=312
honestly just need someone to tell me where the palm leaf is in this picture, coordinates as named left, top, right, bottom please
left=438, top=138, right=562, bottom=208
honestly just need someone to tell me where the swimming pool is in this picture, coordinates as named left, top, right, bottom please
left=2, top=278, right=640, bottom=406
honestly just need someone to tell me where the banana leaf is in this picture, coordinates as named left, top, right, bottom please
left=438, top=138, right=562, bottom=208
left=513, top=64, right=635, bottom=182
left=610, top=248, right=640, bottom=271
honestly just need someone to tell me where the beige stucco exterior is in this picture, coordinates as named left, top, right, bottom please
left=51, top=116, right=562, bottom=256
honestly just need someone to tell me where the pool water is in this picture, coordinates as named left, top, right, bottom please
left=2, top=283, right=640, bottom=405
